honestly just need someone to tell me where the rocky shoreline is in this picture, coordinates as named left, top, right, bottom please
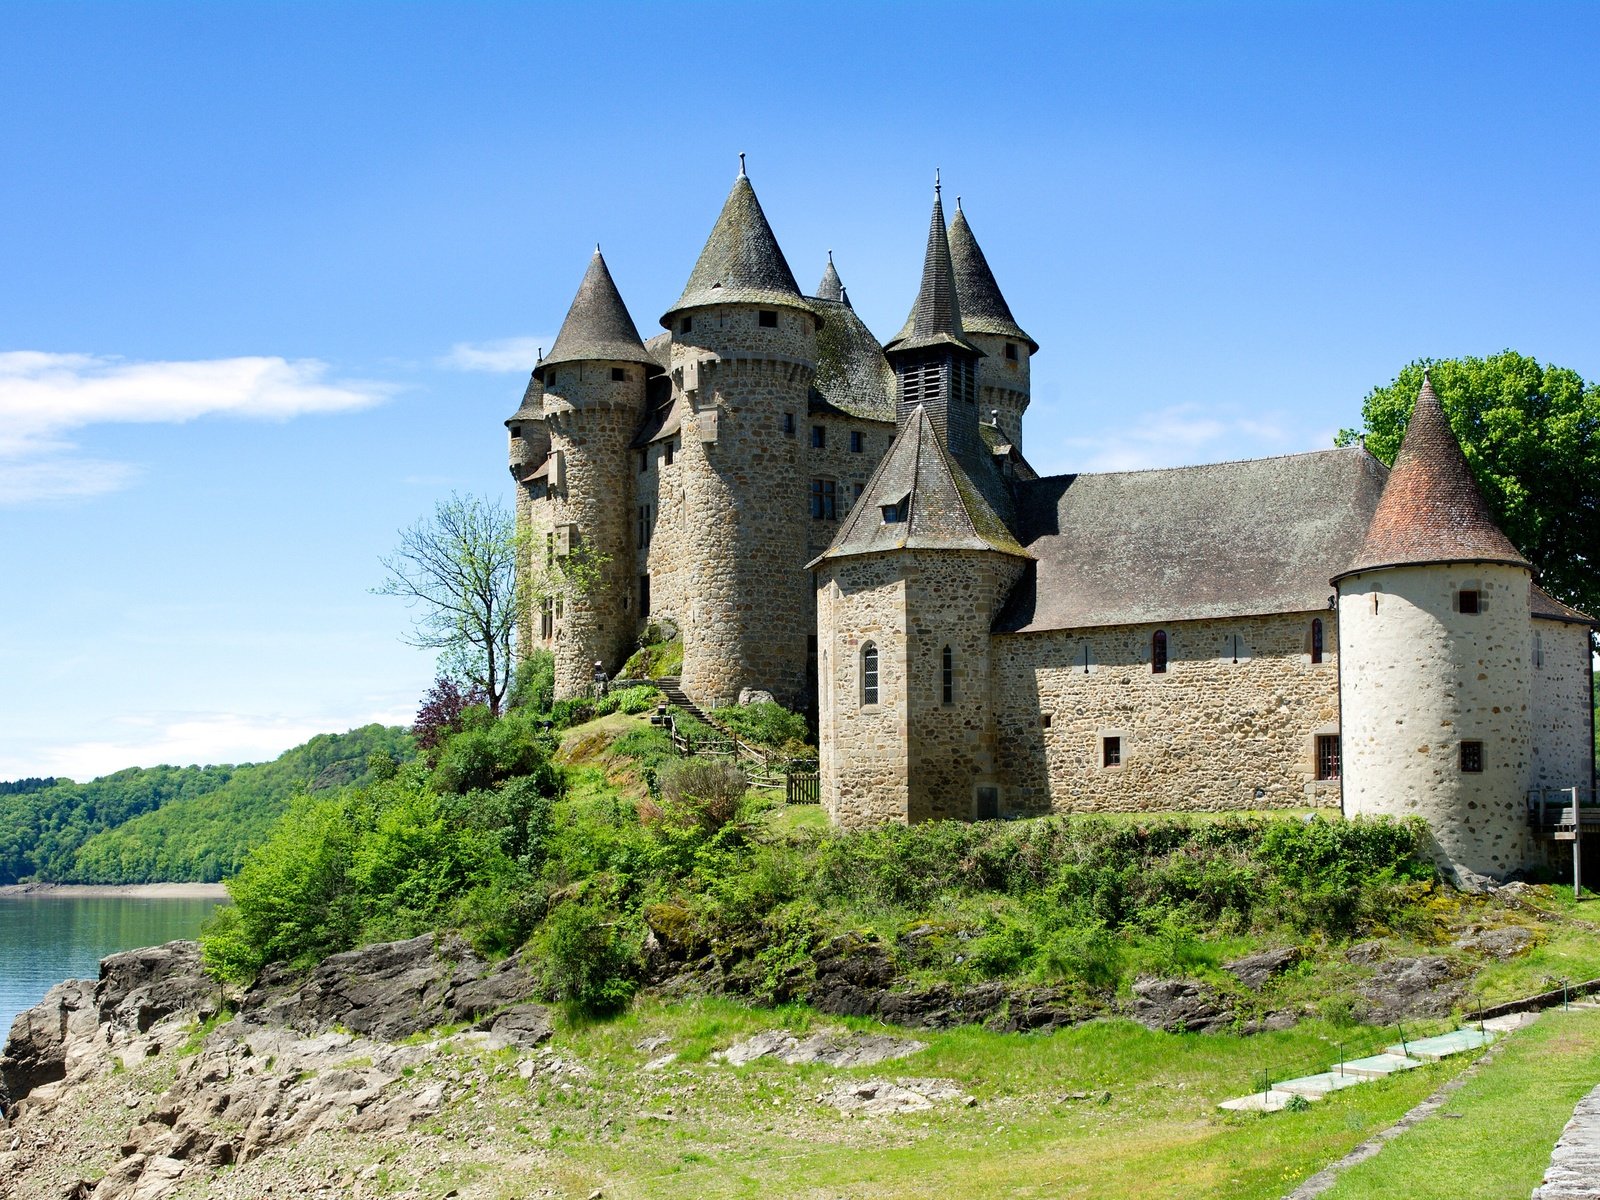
left=0, top=884, right=230, bottom=901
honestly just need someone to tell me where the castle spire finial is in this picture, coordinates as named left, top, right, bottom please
left=827, top=248, right=833, bottom=264
left=934, top=167, right=941, bottom=197
left=739, top=151, right=746, bottom=177
left=1422, top=365, right=1432, bottom=388
left=956, top=195, right=962, bottom=212
left=594, top=242, right=601, bottom=255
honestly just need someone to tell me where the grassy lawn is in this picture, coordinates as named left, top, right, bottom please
left=418, top=997, right=1483, bottom=1200
left=1319, top=1005, right=1600, bottom=1200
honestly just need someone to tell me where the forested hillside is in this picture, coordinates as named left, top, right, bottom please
left=0, top=726, right=413, bottom=885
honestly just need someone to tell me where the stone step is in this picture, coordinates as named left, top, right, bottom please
left=1274, top=1071, right=1370, bottom=1099
left=1333, top=1052, right=1423, bottom=1079
left=1219, top=1088, right=1302, bottom=1112
left=1385, top=1028, right=1495, bottom=1061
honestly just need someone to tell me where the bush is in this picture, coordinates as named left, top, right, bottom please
left=550, top=698, right=595, bottom=729
left=611, top=685, right=661, bottom=715
left=710, top=701, right=810, bottom=751
left=508, top=650, right=555, bottom=714
left=655, top=758, right=747, bottom=832
left=431, top=711, right=556, bottom=795
left=412, top=676, right=488, bottom=755
left=536, top=901, right=637, bottom=1015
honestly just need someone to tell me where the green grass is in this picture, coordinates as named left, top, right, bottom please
left=1319, top=1005, right=1600, bottom=1199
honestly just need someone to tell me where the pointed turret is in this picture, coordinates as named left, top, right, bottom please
left=816, top=252, right=845, bottom=303
left=948, top=203, right=1037, bottom=352
left=536, top=250, right=657, bottom=380
left=1338, top=371, right=1528, bottom=578
left=885, top=181, right=981, bottom=355
left=662, top=170, right=809, bottom=326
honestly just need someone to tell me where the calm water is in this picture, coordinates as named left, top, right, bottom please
left=0, top=896, right=222, bottom=1037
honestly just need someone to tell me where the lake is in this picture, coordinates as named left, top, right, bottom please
left=0, top=893, right=223, bottom=1038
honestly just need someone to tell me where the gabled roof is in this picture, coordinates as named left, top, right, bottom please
left=996, top=446, right=1388, bottom=633
left=885, top=187, right=982, bottom=356
left=810, top=264, right=896, bottom=423
left=1335, top=373, right=1528, bottom=579
left=948, top=204, right=1037, bottom=353
left=662, top=171, right=809, bottom=324
left=810, top=406, right=1027, bottom=566
left=536, top=250, right=658, bottom=379
left=816, top=254, right=845, bottom=304
left=1530, top=583, right=1598, bottom=626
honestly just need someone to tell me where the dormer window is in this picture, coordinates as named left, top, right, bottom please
left=1005, top=342, right=1019, bottom=361
left=758, top=310, right=778, bottom=328
left=881, top=495, right=909, bottom=524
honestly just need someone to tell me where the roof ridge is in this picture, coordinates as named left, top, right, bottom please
left=1032, top=444, right=1370, bottom=485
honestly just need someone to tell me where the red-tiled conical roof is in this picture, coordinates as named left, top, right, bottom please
left=1335, top=372, right=1528, bottom=579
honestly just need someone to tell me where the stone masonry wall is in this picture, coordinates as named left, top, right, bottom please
left=817, top=554, right=908, bottom=828
left=542, top=361, right=647, bottom=699
left=1530, top=618, right=1595, bottom=798
left=673, top=305, right=815, bottom=709
left=635, top=433, right=688, bottom=649
left=1337, top=563, right=1537, bottom=879
left=904, top=551, right=1029, bottom=822
left=994, top=611, right=1343, bottom=814
left=966, top=331, right=1030, bottom=453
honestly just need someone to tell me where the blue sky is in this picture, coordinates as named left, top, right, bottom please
left=1, top=1, right=1596, bottom=779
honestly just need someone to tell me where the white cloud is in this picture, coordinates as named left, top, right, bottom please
left=1039, top=402, right=1322, bottom=474
left=0, top=351, right=393, bottom=504
left=0, top=708, right=415, bottom=782
left=440, top=337, right=549, bottom=373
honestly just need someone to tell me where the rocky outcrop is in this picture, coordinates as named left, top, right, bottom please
left=1130, top=977, right=1236, bottom=1034
left=1358, top=955, right=1465, bottom=1024
left=1223, top=947, right=1301, bottom=991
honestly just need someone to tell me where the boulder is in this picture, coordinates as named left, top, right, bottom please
left=481, top=1003, right=553, bottom=1051
left=1130, top=978, right=1235, bottom=1034
left=96, top=941, right=217, bottom=1034
left=737, top=688, right=776, bottom=706
left=1359, top=955, right=1464, bottom=1023
left=1457, top=926, right=1536, bottom=959
left=0, top=978, right=98, bottom=1113
left=1223, top=947, right=1301, bottom=991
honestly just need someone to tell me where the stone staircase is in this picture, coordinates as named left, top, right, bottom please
left=653, top=677, right=716, bottom=728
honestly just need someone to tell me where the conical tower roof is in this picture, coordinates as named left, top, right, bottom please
left=949, top=203, right=1037, bottom=352
left=816, top=253, right=845, bottom=303
left=537, top=250, right=657, bottom=379
left=809, top=405, right=1026, bottom=565
left=505, top=367, right=544, bottom=426
left=886, top=182, right=982, bottom=355
left=1336, top=372, right=1528, bottom=579
left=662, top=168, right=808, bottom=325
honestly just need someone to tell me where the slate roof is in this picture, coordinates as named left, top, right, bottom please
left=810, top=406, right=1028, bottom=565
left=630, top=393, right=685, bottom=448
left=536, top=250, right=658, bottom=379
left=663, top=172, right=810, bottom=324
left=995, top=446, right=1388, bottom=633
left=948, top=204, right=1037, bottom=352
left=505, top=371, right=543, bottom=426
left=1336, top=374, right=1528, bottom=579
left=885, top=189, right=983, bottom=356
left=816, top=255, right=845, bottom=304
left=809, top=259, right=895, bottom=423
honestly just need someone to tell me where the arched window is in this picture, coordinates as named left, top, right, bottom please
left=941, top=645, right=954, bottom=705
left=861, top=642, right=879, bottom=706
left=1311, top=618, right=1324, bottom=664
left=1151, top=629, right=1168, bottom=674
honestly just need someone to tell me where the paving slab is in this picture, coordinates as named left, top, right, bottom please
left=1275, top=1071, right=1370, bottom=1099
left=1334, top=1052, right=1423, bottom=1079
left=1385, top=1028, right=1495, bottom=1061
left=1218, top=1088, right=1301, bottom=1113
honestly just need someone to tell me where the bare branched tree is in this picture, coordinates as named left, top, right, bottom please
left=375, top=494, right=519, bottom=715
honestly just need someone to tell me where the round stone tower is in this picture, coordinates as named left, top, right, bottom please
left=506, top=367, right=551, bottom=480
left=536, top=249, right=658, bottom=698
left=1333, top=372, right=1537, bottom=883
left=948, top=200, right=1036, bottom=453
left=662, top=166, right=818, bottom=710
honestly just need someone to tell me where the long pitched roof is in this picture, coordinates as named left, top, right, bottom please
left=662, top=172, right=808, bottom=324
left=885, top=188, right=982, bottom=356
left=996, top=446, right=1388, bottom=633
left=1336, top=374, right=1528, bottom=578
left=948, top=204, right=1037, bottom=352
left=536, top=250, right=657, bottom=378
left=810, top=405, right=1027, bottom=565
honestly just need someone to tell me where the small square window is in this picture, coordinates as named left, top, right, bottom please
left=1316, top=734, right=1341, bottom=780
left=510, top=425, right=522, bottom=438
left=850, top=431, right=864, bottom=453
left=1461, top=741, right=1484, bottom=773
left=1103, top=736, right=1121, bottom=768
left=1459, top=590, right=1480, bottom=614
left=1041, top=713, right=1053, bottom=729
left=1005, top=342, right=1019, bottom=361
left=611, top=367, right=627, bottom=382
left=679, top=317, right=693, bottom=334
left=758, top=310, right=778, bottom=328
left=854, top=482, right=865, bottom=501
left=811, top=425, right=826, bottom=449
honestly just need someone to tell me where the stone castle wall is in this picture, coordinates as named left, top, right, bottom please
left=993, top=611, right=1343, bottom=814
left=542, top=361, right=647, bottom=698
left=1530, top=618, right=1594, bottom=797
left=966, top=331, right=1030, bottom=452
left=634, top=432, right=688, bottom=647
left=817, top=553, right=908, bottom=828
left=673, top=305, right=816, bottom=709
left=1337, top=563, right=1537, bottom=879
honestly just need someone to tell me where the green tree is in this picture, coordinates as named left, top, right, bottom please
left=1338, top=352, right=1600, bottom=617
left=377, top=494, right=520, bottom=715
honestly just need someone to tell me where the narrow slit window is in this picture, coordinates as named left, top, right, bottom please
left=783, top=412, right=795, bottom=436
left=861, top=643, right=879, bottom=706
left=1316, top=734, right=1341, bottom=780
left=1311, top=618, right=1324, bottom=664
left=664, top=441, right=675, bottom=466
left=1151, top=630, right=1168, bottom=674
left=1460, top=741, right=1484, bottom=773
left=638, top=449, right=648, bottom=474
left=1534, top=630, right=1544, bottom=669
left=941, top=645, right=954, bottom=705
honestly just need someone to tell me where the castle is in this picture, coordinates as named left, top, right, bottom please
left=507, top=166, right=1596, bottom=883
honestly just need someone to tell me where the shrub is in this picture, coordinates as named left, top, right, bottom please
left=508, top=650, right=555, bottom=714
left=611, top=685, right=660, bottom=715
left=430, top=711, right=555, bottom=795
left=711, top=701, right=810, bottom=751
left=412, top=676, right=489, bottom=755
left=536, top=901, right=637, bottom=1015
left=550, top=698, right=595, bottom=729
left=656, top=758, right=747, bottom=832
